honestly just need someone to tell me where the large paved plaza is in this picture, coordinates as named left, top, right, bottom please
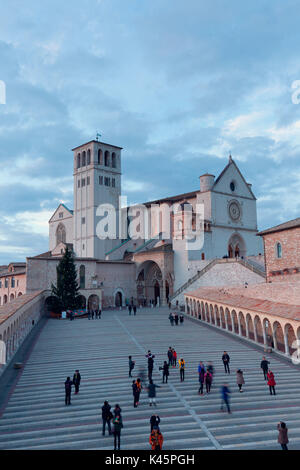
left=0, top=307, right=300, bottom=450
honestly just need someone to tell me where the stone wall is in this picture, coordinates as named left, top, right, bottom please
left=174, top=260, right=265, bottom=306
left=263, top=226, right=300, bottom=281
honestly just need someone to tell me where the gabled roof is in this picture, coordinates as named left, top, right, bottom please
left=48, top=203, right=73, bottom=223
left=257, top=217, right=300, bottom=236
left=213, top=156, right=256, bottom=200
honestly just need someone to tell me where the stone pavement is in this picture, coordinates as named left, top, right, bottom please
left=0, top=307, right=299, bottom=450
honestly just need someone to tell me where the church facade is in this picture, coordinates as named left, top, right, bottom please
left=27, top=139, right=263, bottom=309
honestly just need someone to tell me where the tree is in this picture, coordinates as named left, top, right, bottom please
left=51, top=247, right=80, bottom=312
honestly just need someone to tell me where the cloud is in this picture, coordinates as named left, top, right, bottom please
left=0, top=0, right=300, bottom=263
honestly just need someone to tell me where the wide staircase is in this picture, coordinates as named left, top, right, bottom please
left=0, top=308, right=299, bottom=450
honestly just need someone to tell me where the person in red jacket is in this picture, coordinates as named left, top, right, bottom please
left=267, top=370, right=276, bottom=395
left=149, top=426, right=163, bottom=450
left=172, top=349, right=177, bottom=368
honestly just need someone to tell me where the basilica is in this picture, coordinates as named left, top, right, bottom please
left=25, top=138, right=264, bottom=310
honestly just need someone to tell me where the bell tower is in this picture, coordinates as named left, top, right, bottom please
left=73, top=139, right=122, bottom=259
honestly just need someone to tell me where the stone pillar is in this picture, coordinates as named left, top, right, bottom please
left=238, top=317, right=242, bottom=336
left=272, top=327, right=278, bottom=351
left=254, top=322, right=258, bottom=343
left=225, top=312, right=228, bottom=331
left=262, top=325, right=267, bottom=346
left=245, top=319, right=249, bottom=338
left=162, top=278, right=167, bottom=306
left=284, top=330, right=290, bottom=356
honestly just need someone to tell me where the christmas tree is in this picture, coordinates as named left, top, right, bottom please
left=51, top=247, right=80, bottom=312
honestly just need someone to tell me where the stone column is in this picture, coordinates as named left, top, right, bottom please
left=161, top=278, right=167, bottom=306
left=238, top=317, right=242, bottom=336
left=225, top=312, right=228, bottom=331
left=254, top=322, right=258, bottom=343
left=245, top=319, right=249, bottom=338
left=284, top=331, right=290, bottom=356
left=262, top=325, right=267, bottom=346
left=272, top=327, right=278, bottom=351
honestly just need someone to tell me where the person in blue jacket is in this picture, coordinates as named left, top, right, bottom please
left=220, top=383, right=231, bottom=414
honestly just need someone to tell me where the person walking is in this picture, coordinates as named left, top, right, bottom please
left=167, top=347, right=173, bottom=367
left=172, top=349, right=177, bottom=368
left=179, top=315, right=184, bottom=325
left=88, top=310, right=91, bottom=320
left=222, top=351, right=230, bottom=374
left=174, top=314, right=179, bottom=326
left=207, top=361, right=214, bottom=377
left=267, top=370, right=276, bottom=395
left=102, top=401, right=113, bottom=436
left=147, top=379, right=161, bottom=406
left=277, top=422, right=289, bottom=450
left=128, top=305, right=132, bottom=315
left=129, top=356, right=135, bottom=378
left=169, top=313, right=174, bottom=326
left=91, top=310, right=94, bottom=320
left=147, top=356, right=154, bottom=380
left=149, top=426, right=163, bottom=450
left=64, top=377, right=73, bottom=406
left=198, top=362, right=205, bottom=395
left=146, top=351, right=155, bottom=379
left=73, top=370, right=81, bottom=394
left=204, top=369, right=213, bottom=394
left=261, top=356, right=270, bottom=380
left=98, top=308, right=102, bottom=319
left=178, top=358, right=185, bottom=382
left=132, top=378, right=142, bottom=407
left=112, top=412, right=123, bottom=451
left=162, top=361, right=169, bottom=384
left=150, top=414, right=160, bottom=432
left=114, top=404, right=122, bottom=417
left=220, top=384, right=231, bottom=414
left=236, top=369, right=245, bottom=393
left=133, top=305, right=137, bottom=316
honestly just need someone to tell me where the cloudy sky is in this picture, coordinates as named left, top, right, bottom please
left=0, top=0, right=300, bottom=264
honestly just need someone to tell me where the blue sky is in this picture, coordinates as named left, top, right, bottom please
left=0, top=0, right=300, bottom=264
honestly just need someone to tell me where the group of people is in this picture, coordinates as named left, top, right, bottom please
left=63, top=345, right=288, bottom=450
left=87, top=309, right=102, bottom=320
left=168, top=312, right=184, bottom=326
left=102, top=402, right=123, bottom=450
left=64, top=370, right=81, bottom=405
left=102, top=401, right=164, bottom=451
left=198, top=361, right=214, bottom=394
left=128, top=304, right=137, bottom=315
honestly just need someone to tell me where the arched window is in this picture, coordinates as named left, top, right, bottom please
left=104, top=151, right=110, bottom=167
left=79, top=265, right=85, bottom=289
left=276, top=242, right=282, bottom=259
left=98, top=149, right=103, bottom=165
left=112, top=152, right=116, bottom=168
left=56, top=223, right=66, bottom=245
left=87, top=149, right=91, bottom=165
left=77, top=153, right=81, bottom=169
left=82, top=151, right=86, bottom=166
left=178, top=220, right=183, bottom=231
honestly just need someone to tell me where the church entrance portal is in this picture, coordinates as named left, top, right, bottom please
left=115, top=291, right=123, bottom=307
